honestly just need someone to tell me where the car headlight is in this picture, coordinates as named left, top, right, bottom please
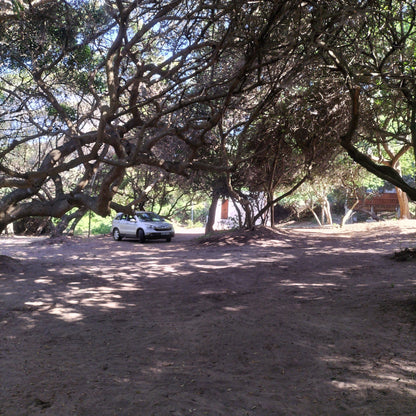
left=147, top=225, right=156, bottom=230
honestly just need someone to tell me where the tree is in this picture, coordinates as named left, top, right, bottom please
left=0, top=0, right=318, bottom=233
left=312, top=0, right=416, bottom=205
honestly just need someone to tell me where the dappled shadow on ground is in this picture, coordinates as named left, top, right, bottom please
left=1, top=221, right=416, bottom=415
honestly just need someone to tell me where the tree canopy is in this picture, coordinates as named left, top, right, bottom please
left=1, top=0, right=416, bottom=233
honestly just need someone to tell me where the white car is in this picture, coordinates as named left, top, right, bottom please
left=111, top=211, right=175, bottom=243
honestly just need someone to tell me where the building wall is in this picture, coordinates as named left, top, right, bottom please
left=213, top=198, right=268, bottom=230
left=356, top=192, right=399, bottom=214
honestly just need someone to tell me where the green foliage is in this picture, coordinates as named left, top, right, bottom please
left=47, top=104, right=77, bottom=121
left=184, top=220, right=205, bottom=228
left=360, top=174, right=385, bottom=191
left=73, top=211, right=111, bottom=236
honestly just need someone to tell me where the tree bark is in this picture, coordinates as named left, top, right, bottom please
left=322, top=197, right=332, bottom=225
left=268, top=191, right=275, bottom=228
left=341, top=197, right=359, bottom=227
left=396, top=187, right=410, bottom=219
left=231, top=198, right=243, bottom=228
left=205, top=190, right=220, bottom=235
left=309, top=206, right=322, bottom=227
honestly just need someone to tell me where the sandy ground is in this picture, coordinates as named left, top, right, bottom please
left=1, top=221, right=416, bottom=416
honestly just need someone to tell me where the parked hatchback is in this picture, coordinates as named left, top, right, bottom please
left=111, top=211, right=175, bottom=243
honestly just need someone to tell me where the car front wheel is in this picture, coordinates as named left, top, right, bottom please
left=113, top=228, right=122, bottom=241
left=137, top=229, right=146, bottom=243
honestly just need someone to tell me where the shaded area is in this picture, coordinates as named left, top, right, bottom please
left=1, top=222, right=416, bottom=415
left=392, top=247, right=416, bottom=262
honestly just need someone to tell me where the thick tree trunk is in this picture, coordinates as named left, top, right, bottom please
left=5, top=223, right=14, bottom=235
left=320, top=197, right=332, bottom=225
left=243, top=203, right=254, bottom=230
left=205, top=191, right=220, bottom=235
left=323, top=197, right=332, bottom=225
left=396, top=187, right=410, bottom=219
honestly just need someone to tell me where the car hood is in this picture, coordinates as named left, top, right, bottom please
left=147, top=221, right=172, bottom=228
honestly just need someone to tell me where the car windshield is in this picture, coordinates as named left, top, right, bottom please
left=136, top=212, right=164, bottom=222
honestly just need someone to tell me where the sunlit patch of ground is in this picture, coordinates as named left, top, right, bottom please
left=1, top=220, right=416, bottom=415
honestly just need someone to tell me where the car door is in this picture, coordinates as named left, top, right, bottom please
left=124, top=215, right=137, bottom=237
left=117, top=214, right=130, bottom=235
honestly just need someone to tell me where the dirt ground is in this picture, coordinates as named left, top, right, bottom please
left=1, top=220, right=416, bottom=416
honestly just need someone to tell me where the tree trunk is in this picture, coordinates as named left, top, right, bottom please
left=68, top=214, right=85, bottom=235
left=225, top=173, right=253, bottom=230
left=5, top=223, right=14, bottom=235
left=54, top=208, right=87, bottom=236
left=341, top=197, right=359, bottom=227
left=205, top=191, right=220, bottom=235
left=231, top=198, right=243, bottom=228
left=269, top=192, right=275, bottom=228
left=309, top=207, right=322, bottom=227
left=396, top=187, right=410, bottom=219
left=241, top=201, right=253, bottom=229
left=323, top=197, right=332, bottom=225
left=320, top=197, right=332, bottom=225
